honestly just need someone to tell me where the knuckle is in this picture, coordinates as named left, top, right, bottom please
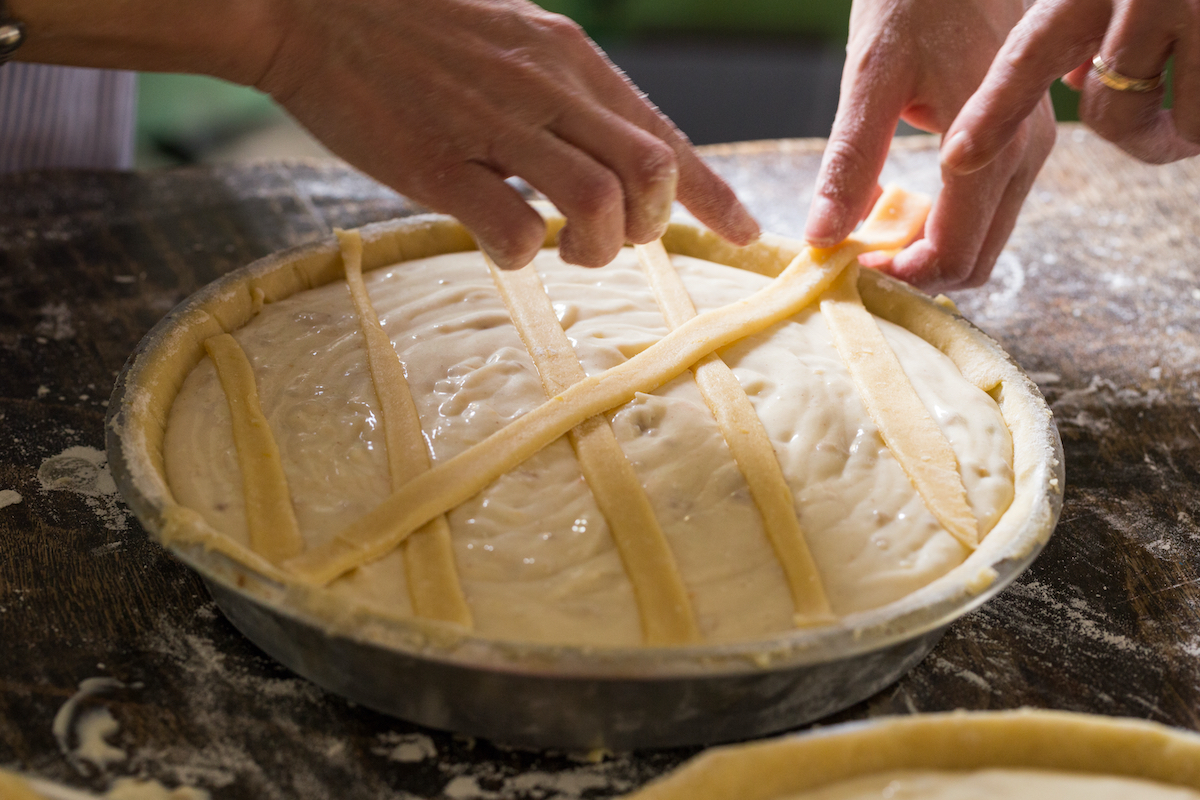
left=630, top=139, right=678, bottom=189
left=536, top=12, right=589, bottom=47
left=818, top=138, right=877, bottom=199
left=406, top=158, right=459, bottom=203
left=1000, top=42, right=1040, bottom=77
left=485, top=219, right=544, bottom=264
left=568, top=170, right=623, bottom=220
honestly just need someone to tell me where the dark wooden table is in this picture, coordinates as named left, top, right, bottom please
left=2, top=127, right=1199, bottom=798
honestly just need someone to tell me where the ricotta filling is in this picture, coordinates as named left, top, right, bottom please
left=163, top=247, right=1014, bottom=646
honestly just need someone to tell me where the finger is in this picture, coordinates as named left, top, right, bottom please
left=894, top=101, right=1053, bottom=290
left=549, top=105, right=679, bottom=245
left=1080, top=3, right=1200, bottom=163
left=577, top=49, right=761, bottom=245
left=964, top=97, right=1058, bottom=287
left=1062, top=61, right=1091, bottom=91
left=490, top=125, right=627, bottom=268
left=942, top=0, right=1109, bottom=175
left=423, top=161, right=548, bottom=270
left=1173, top=17, right=1200, bottom=144
left=889, top=120, right=1029, bottom=289
left=674, top=148, right=761, bottom=246
left=860, top=183, right=885, bottom=224
left=805, top=42, right=911, bottom=248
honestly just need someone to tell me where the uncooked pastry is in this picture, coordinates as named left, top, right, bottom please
left=775, top=769, right=1200, bottom=799
left=620, top=709, right=1200, bottom=799
left=143, top=186, right=1051, bottom=648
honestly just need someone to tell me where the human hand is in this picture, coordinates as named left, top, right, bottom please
left=942, top=0, right=1200, bottom=176
left=250, top=0, right=759, bottom=269
left=804, top=0, right=1056, bottom=290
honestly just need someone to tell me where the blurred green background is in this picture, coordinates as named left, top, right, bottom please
left=135, top=0, right=1089, bottom=166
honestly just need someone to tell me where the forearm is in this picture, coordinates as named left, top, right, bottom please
left=8, top=0, right=282, bottom=84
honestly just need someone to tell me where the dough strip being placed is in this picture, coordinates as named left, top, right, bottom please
left=489, top=258, right=700, bottom=645
left=635, top=240, right=834, bottom=626
left=338, top=229, right=473, bottom=627
left=203, top=333, right=305, bottom=564
left=819, top=265, right=979, bottom=549
left=285, top=186, right=930, bottom=587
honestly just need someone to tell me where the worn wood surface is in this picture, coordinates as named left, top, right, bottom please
left=1, top=126, right=1199, bottom=798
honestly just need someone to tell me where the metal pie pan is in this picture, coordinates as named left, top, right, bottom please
left=106, top=213, right=1065, bottom=750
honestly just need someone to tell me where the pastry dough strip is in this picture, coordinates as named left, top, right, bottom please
left=203, top=333, right=305, bottom=564
left=635, top=240, right=834, bottom=625
left=489, top=259, right=700, bottom=645
left=819, top=265, right=979, bottom=549
left=285, top=186, right=930, bottom=586
left=337, top=229, right=473, bottom=627
left=0, top=770, right=42, bottom=800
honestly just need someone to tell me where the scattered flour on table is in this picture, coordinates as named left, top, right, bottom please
left=37, top=446, right=130, bottom=531
left=439, top=754, right=645, bottom=800
left=53, top=676, right=127, bottom=772
left=76, top=708, right=127, bottom=770
left=982, top=252, right=1026, bottom=313
left=0, top=489, right=21, bottom=509
left=128, top=616, right=400, bottom=799
left=929, top=655, right=993, bottom=693
left=49, top=677, right=211, bottom=799
left=1181, top=636, right=1200, bottom=658
left=58, top=611, right=658, bottom=799
left=35, top=302, right=76, bottom=341
left=372, top=733, right=437, bottom=763
left=1009, top=580, right=1145, bottom=655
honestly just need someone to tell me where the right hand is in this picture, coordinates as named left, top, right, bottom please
left=251, top=0, right=760, bottom=269
left=804, top=0, right=1056, bottom=291
left=942, top=0, right=1200, bottom=174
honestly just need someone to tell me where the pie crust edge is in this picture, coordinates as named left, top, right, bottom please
left=105, top=209, right=1064, bottom=655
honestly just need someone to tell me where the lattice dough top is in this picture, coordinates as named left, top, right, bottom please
left=161, top=191, right=1016, bottom=647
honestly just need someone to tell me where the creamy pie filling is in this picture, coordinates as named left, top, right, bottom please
left=777, top=769, right=1200, bottom=799
left=163, top=247, right=1014, bottom=646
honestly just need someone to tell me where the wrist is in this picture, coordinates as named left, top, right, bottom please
left=7, top=0, right=286, bottom=86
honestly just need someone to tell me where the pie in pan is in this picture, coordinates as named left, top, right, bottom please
left=621, top=709, right=1200, bottom=799
left=107, top=187, right=1064, bottom=746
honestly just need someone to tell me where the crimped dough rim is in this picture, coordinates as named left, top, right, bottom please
left=105, top=210, right=1064, bottom=676
left=622, top=709, right=1200, bottom=798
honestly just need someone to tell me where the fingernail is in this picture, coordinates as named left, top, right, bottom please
left=644, top=202, right=673, bottom=242
left=805, top=195, right=845, bottom=248
left=940, top=131, right=977, bottom=174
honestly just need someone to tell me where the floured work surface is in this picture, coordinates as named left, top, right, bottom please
left=1, top=129, right=1199, bottom=799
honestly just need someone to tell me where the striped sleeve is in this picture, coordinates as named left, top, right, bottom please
left=0, top=63, right=136, bottom=172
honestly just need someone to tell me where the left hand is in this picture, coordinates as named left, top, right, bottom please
left=254, top=0, right=761, bottom=270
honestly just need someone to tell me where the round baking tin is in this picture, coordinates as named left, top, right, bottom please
left=106, top=213, right=1065, bottom=749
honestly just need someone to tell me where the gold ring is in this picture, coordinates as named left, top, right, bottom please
left=1091, top=54, right=1165, bottom=92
